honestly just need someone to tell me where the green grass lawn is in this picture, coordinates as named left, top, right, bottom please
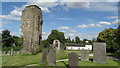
left=56, top=59, right=119, bottom=66
left=2, top=51, right=68, bottom=66
left=2, top=50, right=119, bottom=66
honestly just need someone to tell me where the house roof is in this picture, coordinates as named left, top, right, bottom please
left=65, top=43, right=92, bottom=47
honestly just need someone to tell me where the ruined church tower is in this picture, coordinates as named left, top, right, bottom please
left=20, top=5, right=43, bottom=54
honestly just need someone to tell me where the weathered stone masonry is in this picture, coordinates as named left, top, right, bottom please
left=21, top=5, right=43, bottom=54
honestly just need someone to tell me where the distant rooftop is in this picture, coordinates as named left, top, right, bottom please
left=65, top=43, right=92, bottom=47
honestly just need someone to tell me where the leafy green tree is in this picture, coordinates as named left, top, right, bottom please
left=116, top=25, right=120, bottom=50
left=97, top=28, right=117, bottom=52
left=42, top=40, right=50, bottom=48
left=13, top=36, right=23, bottom=46
left=71, top=39, right=75, bottom=43
left=66, top=37, right=71, bottom=43
left=47, top=29, right=66, bottom=44
left=75, top=36, right=80, bottom=43
left=2, top=30, right=15, bottom=47
left=83, top=39, right=88, bottom=43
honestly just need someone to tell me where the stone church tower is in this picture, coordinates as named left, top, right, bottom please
left=20, top=5, right=43, bottom=54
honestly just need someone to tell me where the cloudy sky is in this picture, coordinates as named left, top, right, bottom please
left=0, top=0, right=119, bottom=40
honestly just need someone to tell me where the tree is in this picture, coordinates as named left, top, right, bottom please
left=116, top=25, right=120, bottom=51
left=13, top=36, right=23, bottom=46
left=42, top=40, right=50, bottom=48
left=2, top=30, right=15, bottom=47
left=83, top=39, right=88, bottom=43
left=47, top=29, right=66, bottom=44
left=75, top=36, right=80, bottom=43
left=97, top=28, right=117, bottom=52
left=71, top=39, right=75, bottom=43
left=66, top=37, right=71, bottom=43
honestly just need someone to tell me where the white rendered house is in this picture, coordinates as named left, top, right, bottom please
left=65, top=43, right=92, bottom=50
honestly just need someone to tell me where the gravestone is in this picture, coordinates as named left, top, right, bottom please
left=42, top=50, right=48, bottom=65
left=21, top=5, right=43, bottom=54
left=93, top=43, right=106, bottom=64
left=81, top=49, right=89, bottom=61
left=69, top=52, right=79, bottom=67
left=48, top=48, right=56, bottom=66
left=11, top=49, right=13, bottom=56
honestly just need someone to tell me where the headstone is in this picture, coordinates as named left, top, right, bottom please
left=17, top=51, right=20, bottom=54
left=81, top=49, right=89, bottom=61
left=42, top=50, right=48, bottom=65
left=48, top=48, right=56, bottom=66
left=21, top=5, right=43, bottom=54
left=69, top=52, right=79, bottom=67
left=11, top=49, right=13, bottom=56
left=93, top=43, right=106, bottom=64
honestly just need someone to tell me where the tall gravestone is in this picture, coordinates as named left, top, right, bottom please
left=21, top=5, right=43, bottom=54
left=69, top=52, right=79, bottom=67
left=81, top=49, right=89, bottom=61
left=93, top=43, right=106, bottom=64
left=10, top=49, right=13, bottom=56
left=48, top=48, right=56, bottom=66
left=42, top=50, right=48, bottom=65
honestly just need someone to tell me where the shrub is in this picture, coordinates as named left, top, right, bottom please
left=2, top=46, right=22, bottom=51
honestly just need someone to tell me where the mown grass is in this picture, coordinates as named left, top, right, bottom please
left=56, top=59, right=119, bottom=66
left=2, top=50, right=119, bottom=66
left=2, top=50, right=68, bottom=66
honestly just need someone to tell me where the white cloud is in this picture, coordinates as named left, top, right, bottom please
left=61, top=2, right=90, bottom=11
left=99, top=21, right=111, bottom=25
left=65, top=32, right=98, bottom=40
left=42, top=32, right=46, bottom=35
left=57, top=26, right=70, bottom=29
left=89, top=24, right=95, bottom=27
left=0, top=15, right=20, bottom=20
left=112, top=19, right=119, bottom=24
left=105, top=16, right=118, bottom=19
left=77, top=24, right=88, bottom=28
left=67, top=33, right=74, bottom=36
left=11, top=31, right=23, bottom=37
left=89, top=2, right=117, bottom=12
left=10, top=10, right=22, bottom=16
left=42, top=32, right=50, bottom=40
left=61, top=31, right=65, bottom=32
left=70, top=30, right=77, bottom=33
left=96, top=24, right=102, bottom=27
left=57, top=18, right=74, bottom=20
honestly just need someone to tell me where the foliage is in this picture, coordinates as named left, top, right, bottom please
left=13, top=36, right=23, bottom=46
left=2, top=46, right=22, bottom=51
left=47, top=29, right=66, bottom=44
left=97, top=28, right=117, bottom=52
left=41, top=40, right=50, bottom=48
left=66, top=37, right=71, bottom=43
left=75, top=36, right=81, bottom=43
left=2, top=30, right=15, bottom=47
left=116, top=25, right=120, bottom=50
